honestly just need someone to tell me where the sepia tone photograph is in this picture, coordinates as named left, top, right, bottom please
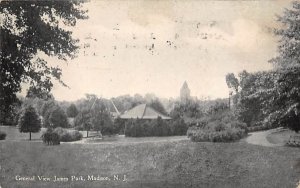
left=1, top=0, right=300, bottom=187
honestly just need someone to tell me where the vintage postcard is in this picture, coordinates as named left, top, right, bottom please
left=1, top=0, right=300, bottom=188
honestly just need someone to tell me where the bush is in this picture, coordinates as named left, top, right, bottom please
left=170, top=118, right=188, bottom=136
left=188, top=127, right=246, bottom=142
left=41, top=129, right=60, bottom=145
left=124, top=117, right=188, bottom=137
left=0, top=131, right=7, bottom=140
left=53, top=127, right=82, bottom=142
left=187, top=110, right=247, bottom=142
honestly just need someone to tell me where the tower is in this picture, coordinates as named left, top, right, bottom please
left=180, top=81, right=191, bottom=103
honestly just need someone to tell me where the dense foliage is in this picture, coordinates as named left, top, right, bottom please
left=41, top=129, right=60, bottom=145
left=0, top=1, right=87, bottom=125
left=224, top=1, right=300, bottom=133
left=43, top=104, right=69, bottom=128
left=187, top=106, right=247, bottom=142
left=74, top=95, right=118, bottom=136
left=53, top=127, right=82, bottom=142
left=124, top=117, right=188, bottom=137
left=66, top=103, right=78, bottom=118
left=18, top=105, right=41, bottom=140
left=170, top=100, right=203, bottom=120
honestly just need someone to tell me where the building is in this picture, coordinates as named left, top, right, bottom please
left=120, top=104, right=171, bottom=120
left=180, top=81, right=191, bottom=103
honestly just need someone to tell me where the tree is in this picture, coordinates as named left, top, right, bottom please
left=0, top=1, right=88, bottom=124
left=263, top=1, right=300, bottom=132
left=74, top=95, right=116, bottom=136
left=170, top=100, right=203, bottom=120
left=74, top=109, right=92, bottom=137
left=18, top=105, right=41, bottom=140
left=235, top=71, right=275, bottom=127
left=269, top=1, right=300, bottom=69
left=225, top=73, right=239, bottom=93
left=43, top=105, right=69, bottom=128
left=67, top=103, right=78, bottom=118
left=148, top=99, right=168, bottom=115
left=261, top=68, right=300, bottom=132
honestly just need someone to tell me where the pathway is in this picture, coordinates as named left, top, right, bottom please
left=245, top=128, right=285, bottom=147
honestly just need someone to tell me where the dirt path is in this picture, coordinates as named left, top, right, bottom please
left=245, top=128, right=285, bottom=147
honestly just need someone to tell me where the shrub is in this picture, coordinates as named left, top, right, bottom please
left=53, top=127, right=82, bottom=142
left=124, top=117, right=187, bottom=137
left=189, top=127, right=246, bottom=142
left=0, top=131, right=7, bottom=140
left=42, top=129, right=60, bottom=145
left=171, top=118, right=188, bottom=136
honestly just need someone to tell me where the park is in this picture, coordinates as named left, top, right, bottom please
left=1, top=0, right=300, bottom=188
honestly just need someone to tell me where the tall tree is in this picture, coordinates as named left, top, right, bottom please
left=0, top=1, right=88, bottom=123
left=238, top=1, right=300, bottom=132
left=43, top=104, right=69, bottom=128
left=270, top=1, right=300, bottom=68
left=67, top=103, right=78, bottom=117
left=225, top=73, right=239, bottom=93
left=266, top=1, right=300, bottom=132
left=18, top=105, right=41, bottom=140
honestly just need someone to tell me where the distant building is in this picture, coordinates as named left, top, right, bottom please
left=120, top=104, right=171, bottom=120
left=180, top=81, right=191, bottom=103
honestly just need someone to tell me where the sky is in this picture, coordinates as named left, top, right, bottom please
left=22, top=0, right=293, bottom=101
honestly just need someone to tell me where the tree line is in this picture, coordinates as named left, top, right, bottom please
left=225, top=1, right=300, bottom=133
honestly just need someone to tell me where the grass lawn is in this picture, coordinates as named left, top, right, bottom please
left=0, top=139, right=300, bottom=188
left=0, top=126, right=46, bottom=141
left=266, top=129, right=295, bottom=145
left=0, top=126, right=96, bottom=140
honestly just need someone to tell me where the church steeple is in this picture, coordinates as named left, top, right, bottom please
left=180, top=81, right=191, bottom=103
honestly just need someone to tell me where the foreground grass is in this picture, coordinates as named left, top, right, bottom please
left=0, top=140, right=300, bottom=188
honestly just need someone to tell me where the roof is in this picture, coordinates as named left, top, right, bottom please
left=120, top=104, right=171, bottom=120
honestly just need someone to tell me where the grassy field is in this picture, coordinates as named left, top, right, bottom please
left=0, top=126, right=94, bottom=140
left=0, top=139, right=300, bottom=188
left=266, top=129, right=294, bottom=145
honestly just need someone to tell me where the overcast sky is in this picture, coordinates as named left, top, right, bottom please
left=24, top=0, right=293, bottom=101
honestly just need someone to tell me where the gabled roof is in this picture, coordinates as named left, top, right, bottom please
left=120, top=104, right=171, bottom=120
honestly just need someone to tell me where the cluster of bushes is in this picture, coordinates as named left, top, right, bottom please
left=187, top=109, right=247, bottom=142
left=0, top=131, right=7, bottom=140
left=41, top=129, right=60, bottom=145
left=41, top=127, right=82, bottom=145
left=125, top=117, right=188, bottom=137
left=187, top=127, right=246, bottom=142
left=53, top=127, right=83, bottom=142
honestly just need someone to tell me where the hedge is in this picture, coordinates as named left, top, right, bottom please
left=41, top=130, right=60, bottom=145
left=187, top=116, right=248, bottom=142
left=188, top=127, right=246, bottom=142
left=124, top=117, right=188, bottom=137
left=53, top=127, right=83, bottom=142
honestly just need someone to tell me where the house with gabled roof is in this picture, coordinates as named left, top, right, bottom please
left=120, top=104, right=171, bottom=120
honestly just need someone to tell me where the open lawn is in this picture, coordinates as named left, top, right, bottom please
left=0, top=126, right=95, bottom=140
left=266, top=129, right=295, bottom=145
left=0, top=139, right=300, bottom=188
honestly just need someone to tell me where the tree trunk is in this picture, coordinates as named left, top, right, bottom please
left=87, top=130, right=89, bottom=138
left=228, top=93, right=231, bottom=110
left=29, top=132, right=31, bottom=141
